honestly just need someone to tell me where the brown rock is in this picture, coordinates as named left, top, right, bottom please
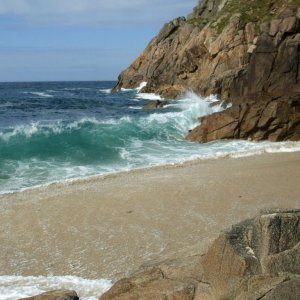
left=19, top=290, right=79, bottom=300
left=202, top=209, right=300, bottom=299
left=269, top=19, right=281, bottom=36
left=235, top=274, right=293, bottom=300
left=112, top=0, right=300, bottom=142
left=101, top=279, right=195, bottom=300
left=100, top=210, right=300, bottom=300
left=245, top=23, right=256, bottom=43
left=259, top=277, right=300, bottom=300
left=100, top=257, right=202, bottom=300
left=280, top=16, right=299, bottom=33
left=278, top=5, right=299, bottom=18
left=186, top=97, right=300, bottom=143
left=142, top=100, right=166, bottom=110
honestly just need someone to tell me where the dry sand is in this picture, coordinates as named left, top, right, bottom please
left=0, top=152, right=300, bottom=281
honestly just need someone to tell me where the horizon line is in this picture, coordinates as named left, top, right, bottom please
left=0, top=79, right=117, bottom=83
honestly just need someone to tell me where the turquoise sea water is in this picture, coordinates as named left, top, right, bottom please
left=1, top=81, right=300, bottom=194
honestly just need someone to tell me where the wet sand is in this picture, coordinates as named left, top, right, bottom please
left=0, top=152, right=300, bottom=281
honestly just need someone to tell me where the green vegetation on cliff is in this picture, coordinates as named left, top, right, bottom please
left=191, top=0, right=300, bottom=32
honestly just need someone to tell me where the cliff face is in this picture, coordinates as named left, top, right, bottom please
left=114, top=0, right=300, bottom=142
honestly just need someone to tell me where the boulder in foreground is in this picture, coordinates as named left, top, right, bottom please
left=19, top=289, right=79, bottom=300
left=100, top=209, right=300, bottom=299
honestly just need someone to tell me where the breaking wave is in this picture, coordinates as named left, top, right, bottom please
left=1, top=81, right=300, bottom=194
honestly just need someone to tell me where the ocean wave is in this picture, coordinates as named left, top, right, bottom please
left=2, top=88, right=300, bottom=194
left=0, top=102, right=13, bottom=108
left=1, top=139, right=300, bottom=196
left=0, top=92, right=228, bottom=192
left=24, top=92, right=54, bottom=98
left=0, top=117, right=115, bottom=141
left=0, top=92, right=222, bottom=142
left=99, top=88, right=112, bottom=94
left=0, top=275, right=111, bottom=300
left=0, top=123, right=40, bottom=141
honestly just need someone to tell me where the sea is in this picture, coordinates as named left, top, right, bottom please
left=1, top=80, right=300, bottom=299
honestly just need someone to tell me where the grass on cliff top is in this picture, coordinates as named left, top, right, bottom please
left=198, top=0, right=300, bottom=33
left=187, top=16, right=209, bottom=27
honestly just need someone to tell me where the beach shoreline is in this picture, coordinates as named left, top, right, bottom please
left=2, top=141, right=300, bottom=196
left=1, top=152, right=300, bottom=282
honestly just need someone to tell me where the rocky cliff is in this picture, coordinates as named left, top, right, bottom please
left=114, top=0, right=300, bottom=142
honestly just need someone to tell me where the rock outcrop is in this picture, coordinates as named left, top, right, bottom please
left=187, top=95, right=300, bottom=142
left=100, top=209, right=300, bottom=299
left=19, top=289, right=79, bottom=300
left=100, top=255, right=203, bottom=300
left=113, top=0, right=300, bottom=142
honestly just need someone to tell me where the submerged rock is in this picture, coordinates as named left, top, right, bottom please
left=19, top=289, right=79, bottom=300
left=100, top=209, right=300, bottom=299
left=113, top=0, right=300, bottom=142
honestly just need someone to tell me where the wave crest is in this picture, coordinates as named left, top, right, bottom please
left=0, top=92, right=223, bottom=142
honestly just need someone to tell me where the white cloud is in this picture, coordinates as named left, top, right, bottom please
left=0, top=0, right=198, bottom=26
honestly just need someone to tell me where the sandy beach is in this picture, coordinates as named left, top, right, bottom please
left=0, top=152, right=300, bottom=282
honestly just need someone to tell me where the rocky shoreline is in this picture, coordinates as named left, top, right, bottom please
left=12, top=1, right=300, bottom=299
left=114, top=0, right=300, bottom=143
left=20, top=209, right=300, bottom=299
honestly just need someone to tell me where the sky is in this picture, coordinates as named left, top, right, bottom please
left=0, top=0, right=197, bottom=82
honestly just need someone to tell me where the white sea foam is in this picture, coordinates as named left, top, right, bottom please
left=121, top=81, right=147, bottom=92
left=24, top=92, right=54, bottom=98
left=136, top=81, right=147, bottom=92
left=136, top=93, right=162, bottom=101
left=0, top=122, right=39, bottom=141
left=0, top=275, right=112, bottom=300
left=129, top=106, right=142, bottom=110
left=120, top=82, right=162, bottom=102
left=99, top=89, right=111, bottom=94
left=1, top=140, right=300, bottom=196
left=120, top=87, right=132, bottom=92
left=142, top=91, right=225, bottom=134
left=0, top=117, right=119, bottom=141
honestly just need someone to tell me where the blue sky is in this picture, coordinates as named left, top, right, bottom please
left=0, top=0, right=197, bottom=82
